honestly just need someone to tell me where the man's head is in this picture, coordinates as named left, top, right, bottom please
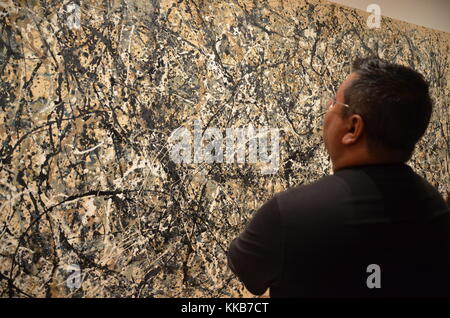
left=322, top=57, right=433, bottom=172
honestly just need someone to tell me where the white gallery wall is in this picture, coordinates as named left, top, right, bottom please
left=328, top=0, right=450, bottom=33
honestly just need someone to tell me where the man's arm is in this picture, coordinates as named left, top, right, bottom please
left=227, top=195, right=283, bottom=295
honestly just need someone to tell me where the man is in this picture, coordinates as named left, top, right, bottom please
left=227, top=58, right=450, bottom=297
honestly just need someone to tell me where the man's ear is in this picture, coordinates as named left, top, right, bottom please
left=341, top=114, right=364, bottom=145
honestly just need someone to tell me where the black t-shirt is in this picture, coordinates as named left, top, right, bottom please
left=227, top=163, right=450, bottom=297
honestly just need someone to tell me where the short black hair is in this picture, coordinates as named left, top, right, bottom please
left=343, top=57, right=433, bottom=162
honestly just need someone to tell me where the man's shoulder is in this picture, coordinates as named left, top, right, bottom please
left=277, top=174, right=348, bottom=197
left=274, top=174, right=349, bottom=212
